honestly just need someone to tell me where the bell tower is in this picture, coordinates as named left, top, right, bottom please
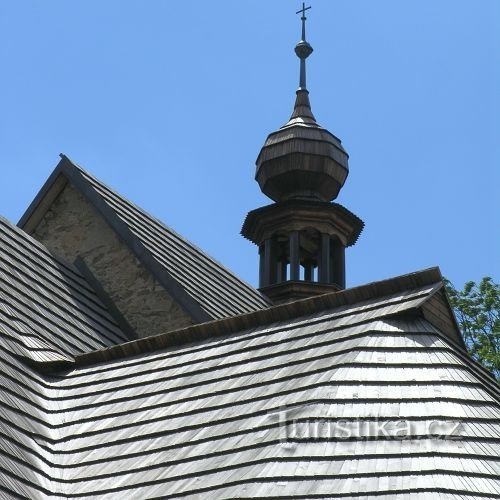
left=242, top=4, right=364, bottom=304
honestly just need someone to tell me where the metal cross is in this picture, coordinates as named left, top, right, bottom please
left=296, top=3, right=311, bottom=41
left=296, top=2, right=311, bottom=19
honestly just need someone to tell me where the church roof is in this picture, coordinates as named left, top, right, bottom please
left=2, top=6, right=496, bottom=497
left=0, top=219, right=498, bottom=498
left=19, top=155, right=271, bottom=323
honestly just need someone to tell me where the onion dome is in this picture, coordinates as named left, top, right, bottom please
left=255, top=5, right=349, bottom=203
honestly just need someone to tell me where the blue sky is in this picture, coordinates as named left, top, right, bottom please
left=0, top=0, right=498, bottom=289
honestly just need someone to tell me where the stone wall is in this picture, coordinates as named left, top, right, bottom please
left=32, top=183, right=193, bottom=338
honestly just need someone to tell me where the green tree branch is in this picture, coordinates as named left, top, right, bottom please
left=444, top=277, right=500, bottom=379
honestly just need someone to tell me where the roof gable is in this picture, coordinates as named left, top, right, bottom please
left=19, top=155, right=271, bottom=324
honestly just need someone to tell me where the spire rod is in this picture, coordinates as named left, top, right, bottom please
left=295, top=3, right=313, bottom=91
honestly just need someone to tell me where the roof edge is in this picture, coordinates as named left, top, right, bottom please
left=18, top=157, right=68, bottom=233
left=74, top=266, right=446, bottom=367
left=414, top=284, right=466, bottom=350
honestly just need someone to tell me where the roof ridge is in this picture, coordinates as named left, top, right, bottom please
left=74, top=267, right=446, bottom=367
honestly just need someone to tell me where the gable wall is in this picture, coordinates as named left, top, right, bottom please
left=31, top=183, right=193, bottom=338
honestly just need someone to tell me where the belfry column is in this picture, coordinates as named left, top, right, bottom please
left=289, top=231, right=300, bottom=281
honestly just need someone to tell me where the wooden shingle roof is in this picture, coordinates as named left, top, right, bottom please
left=0, top=216, right=127, bottom=363
left=0, top=224, right=498, bottom=499
left=19, top=155, right=271, bottom=323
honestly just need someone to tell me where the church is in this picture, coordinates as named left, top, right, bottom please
left=0, top=5, right=498, bottom=499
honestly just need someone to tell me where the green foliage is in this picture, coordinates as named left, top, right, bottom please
left=444, top=277, right=500, bottom=379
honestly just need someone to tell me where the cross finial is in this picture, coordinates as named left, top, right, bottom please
left=294, top=3, right=313, bottom=90
left=296, top=3, right=311, bottom=41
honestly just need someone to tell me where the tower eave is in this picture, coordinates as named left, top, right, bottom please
left=241, top=200, right=364, bottom=247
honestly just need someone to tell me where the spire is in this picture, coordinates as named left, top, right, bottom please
left=295, top=3, right=313, bottom=91
left=291, top=3, right=315, bottom=122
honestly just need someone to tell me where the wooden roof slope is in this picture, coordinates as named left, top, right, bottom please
left=0, top=263, right=498, bottom=498
left=19, top=155, right=271, bottom=323
left=0, top=216, right=128, bottom=362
